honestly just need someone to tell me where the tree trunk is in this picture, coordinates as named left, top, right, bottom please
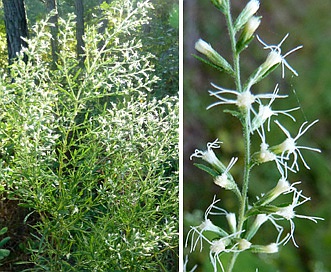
left=45, top=0, right=59, bottom=65
left=2, top=0, right=28, bottom=65
left=74, top=0, right=85, bottom=65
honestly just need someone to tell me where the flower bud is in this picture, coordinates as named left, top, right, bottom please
left=214, top=174, right=237, bottom=190
left=270, top=138, right=294, bottom=156
left=261, top=51, right=283, bottom=73
left=213, top=157, right=240, bottom=194
left=256, top=178, right=291, bottom=206
left=246, top=214, right=268, bottom=240
left=238, top=239, right=252, bottom=251
left=195, top=39, right=234, bottom=74
left=234, top=0, right=260, bottom=31
left=236, top=16, right=261, bottom=52
left=243, top=16, right=261, bottom=40
left=226, top=212, right=237, bottom=233
left=211, top=0, right=228, bottom=13
left=247, top=51, right=282, bottom=87
left=252, top=142, right=277, bottom=164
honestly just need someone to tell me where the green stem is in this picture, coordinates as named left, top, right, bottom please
left=227, top=115, right=251, bottom=272
left=238, top=114, right=251, bottom=224
left=225, top=1, right=241, bottom=92
left=224, top=1, right=251, bottom=271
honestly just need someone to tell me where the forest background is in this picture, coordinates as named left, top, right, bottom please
left=184, top=0, right=331, bottom=271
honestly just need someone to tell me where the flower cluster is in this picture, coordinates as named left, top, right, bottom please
left=185, top=0, right=323, bottom=271
left=188, top=140, right=322, bottom=271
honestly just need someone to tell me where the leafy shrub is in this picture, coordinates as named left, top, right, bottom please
left=0, top=0, right=178, bottom=271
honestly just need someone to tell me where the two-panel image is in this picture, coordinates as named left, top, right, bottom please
left=0, top=0, right=329, bottom=271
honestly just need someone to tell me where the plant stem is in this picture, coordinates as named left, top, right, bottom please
left=225, top=1, right=241, bottom=93
left=224, top=1, right=251, bottom=271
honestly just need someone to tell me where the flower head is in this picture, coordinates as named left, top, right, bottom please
left=271, top=120, right=321, bottom=171
left=253, top=125, right=286, bottom=174
left=208, top=231, right=244, bottom=272
left=214, top=157, right=238, bottom=191
left=185, top=196, right=229, bottom=252
left=207, top=85, right=255, bottom=111
left=271, top=190, right=324, bottom=247
left=238, top=239, right=252, bottom=251
left=244, top=16, right=261, bottom=39
left=255, top=166, right=301, bottom=206
left=207, top=83, right=287, bottom=117
left=190, top=139, right=227, bottom=173
left=257, top=34, right=303, bottom=78
left=250, top=84, right=299, bottom=132
left=211, top=0, right=228, bottom=13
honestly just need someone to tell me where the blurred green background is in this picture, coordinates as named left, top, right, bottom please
left=183, top=0, right=331, bottom=271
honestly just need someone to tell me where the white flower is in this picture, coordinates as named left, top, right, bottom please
left=190, top=139, right=226, bottom=173
left=257, top=33, right=303, bottom=78
left=207, top=85, right=255, bottom=110
left=208, top=231, right=243, bottom=272
left=214, top=157, right=239, bottom=193
left=256, top=166, right=301, bottom=206
left=257, top=142, right=277, bottom=163
left=251, top=242, right=279, bottom=254
left=246, top=213, right=284, bottom=242
left=187, top=226, right=243, bottom=272
left=250, top=234, right=290, bottom=254
left=272, top=120, right=321, bottom=171
left=242, top=16, right=261, bottom=42
left=207, top=83, right=287, bottom=120
left=271, top=190, right=324, bottom=247
left=185, top=196, right=229, bottom=252
left=250, top=84, right=299, bottom=132
left=226, top=212, right=237, bottom=233
left=245, top=0, right=260, bottom=16
left=254, top=125, right=285, bottom=174
left=195, top=39, right=215, bottom=56
left=209, top=238, right=230, bottom=272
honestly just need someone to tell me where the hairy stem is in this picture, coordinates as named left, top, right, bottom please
left=224, top=1, right=251, bottom=271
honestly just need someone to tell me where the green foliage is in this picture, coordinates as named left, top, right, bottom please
left=0, top=20, right=7, bottom=68
left=0, top=0, right=178, bottom=270
left=169, top=4, right=179, bottom=29
left=0, top=227, right=10, bottom=263
left=141, top=0, right=179, bottom=97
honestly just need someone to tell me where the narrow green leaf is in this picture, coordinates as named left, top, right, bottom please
left=0, top=237, right=10, bottom=248
left=0, top=248, right=10, bottom=258
left=193, top=54, right=234, bottom=76
left=193, top=163, right=219, bottom=177
left=0, top=228, right=8, bottom=236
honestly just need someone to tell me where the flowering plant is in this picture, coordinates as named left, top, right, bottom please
left=185, top=0, right=323, bottom=271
